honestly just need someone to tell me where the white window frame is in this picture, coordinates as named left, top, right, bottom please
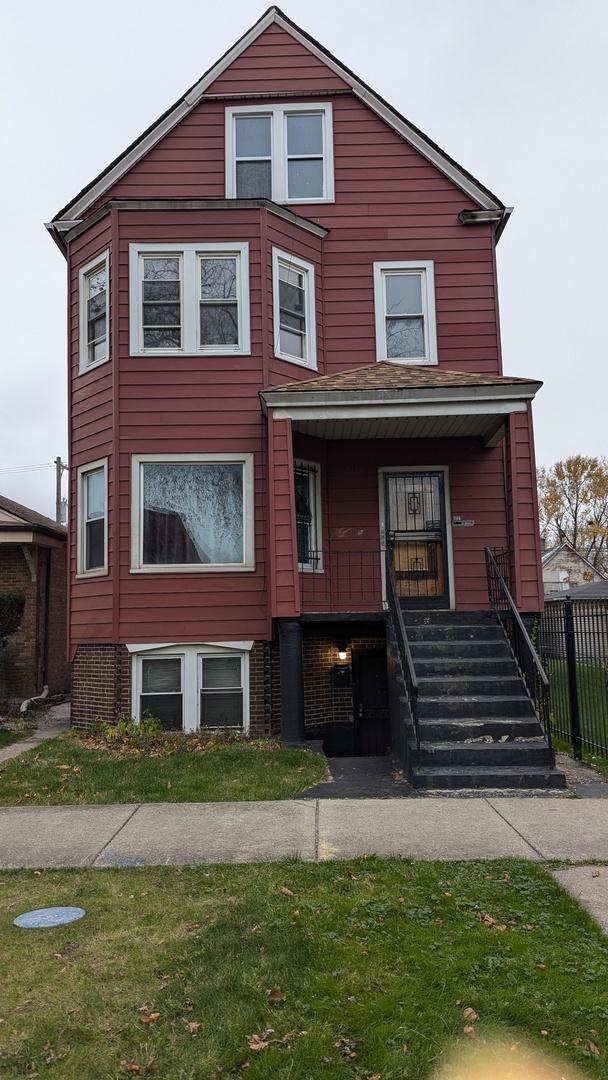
left=199, top=652, right=248, bottom=733
left=373, top=260, right=438, bottom=365
left=76, top=458, right=108, bottom=578
left=78, top=250, right=110, bottom=374
left=130, top=452, right=255, bottom=574
left=295, top=459, right=323, bottom=572
left=225, top=103, right=334, bottom=204
left=131, top=643, right=250, bottom=733
left=129, top=243, right=250, bottom=356
left=272, top=247, right=317, bottom=369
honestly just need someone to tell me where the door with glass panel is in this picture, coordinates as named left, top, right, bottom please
left=385, top=471, right=450, bottom=608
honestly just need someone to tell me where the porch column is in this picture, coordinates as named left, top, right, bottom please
left=278, top=619, right=305, bottom=744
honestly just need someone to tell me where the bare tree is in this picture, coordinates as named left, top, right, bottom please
left=538, top=455, right=608, bottom=573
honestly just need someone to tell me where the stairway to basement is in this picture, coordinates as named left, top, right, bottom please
left=404, top=611, right=566, bottom=791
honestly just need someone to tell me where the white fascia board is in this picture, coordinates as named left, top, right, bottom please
left=262, top=382, right=541, bottom=410
left=53, top=9, right=502, bottom=224
left=0, top=529, right=34, bottom=543
left=126, top=641, right=254, bottom=654
left=270, top=400, right=528, bottom=422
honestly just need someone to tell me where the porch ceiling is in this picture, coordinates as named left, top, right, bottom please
left=261, top=363, right=542, bottom=446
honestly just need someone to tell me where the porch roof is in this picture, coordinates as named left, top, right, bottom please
left=260, top=363, right=541, bottom=444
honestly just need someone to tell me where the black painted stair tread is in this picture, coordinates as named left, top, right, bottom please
left=412, top=766, right=567, bottom=790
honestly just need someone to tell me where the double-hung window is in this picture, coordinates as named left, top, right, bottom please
left=129, top=243, right=250, bottom=355
left=77, top=459, right=107, bottom=576
left=79, top=251, right=109, bottom=372
left=294, top=460, right=322, bottom=570
left=373, top=261, right=438, bottom=365
left=273, top=248, right=316, bottom=368
left=226, top=104, right=334, bottom=203
left=131, top=453, right=254, bottom=572
left=133, top=645, right=250, bottom=732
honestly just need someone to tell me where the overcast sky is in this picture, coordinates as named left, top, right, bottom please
left=1, top=0, right=606, bottom=518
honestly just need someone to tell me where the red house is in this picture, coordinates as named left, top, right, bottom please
left=47, top=8, right=563, bottom=788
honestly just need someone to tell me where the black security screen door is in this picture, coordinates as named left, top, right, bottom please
left=385, top=471, right=450, bottom=608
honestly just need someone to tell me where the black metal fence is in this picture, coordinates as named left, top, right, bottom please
left=538, top=597, right=608, bottom=759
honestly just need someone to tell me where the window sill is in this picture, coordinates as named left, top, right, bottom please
left=129, top=348, right=251, bottom=359
left=78, top=356, right=110, bottom=376
left=377, top=357, right=438, bottom=366
left=130, top=564, right=255, bottom=574
left=274, top=351, right=317, bottom=371
left=75, top=568, right=109, bottom=580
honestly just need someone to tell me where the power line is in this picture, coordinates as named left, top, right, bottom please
left=0, top=463, right=56, bottom=474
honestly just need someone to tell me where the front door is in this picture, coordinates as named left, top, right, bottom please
left=385, top=471, right=450, bottom=608
left=352, top=649, right=390, bottom=755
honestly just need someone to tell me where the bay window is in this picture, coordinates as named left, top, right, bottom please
left=77, top=459, right=108, bottom=576
left=79, top=251, right=109, bottom=372
left=131, top=453, right=254, bottom=572
left=129, top=243, right=250, bottom=355
left=273, top=248, right=316, bottom=368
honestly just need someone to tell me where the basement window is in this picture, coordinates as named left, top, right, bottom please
left=373, top=261, right=438, bottom=365
left=226, top=103, right=334, bottom=203
left=79, top=251, right=109, bottom=372
left=132, top=645, right=250, bottom=732
left=77, top=459, right=107, bottom=576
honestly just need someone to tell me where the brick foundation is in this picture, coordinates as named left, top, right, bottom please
left=302, top=625, right=386, bottom=729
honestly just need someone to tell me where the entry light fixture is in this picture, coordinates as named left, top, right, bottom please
left=336, top=642, right=348, bottom=661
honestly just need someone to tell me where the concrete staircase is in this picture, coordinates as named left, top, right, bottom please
left=404, top=611, right=566, bottom=790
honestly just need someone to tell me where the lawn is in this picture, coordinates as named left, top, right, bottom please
left=0, top=728, right=27, bottom=749
left=0, top=859, right=606, bottom=1078
left=0, top=735, right=327, bottom=805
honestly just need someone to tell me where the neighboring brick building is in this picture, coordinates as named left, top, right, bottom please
left=0, top=496, right=69, bottom=703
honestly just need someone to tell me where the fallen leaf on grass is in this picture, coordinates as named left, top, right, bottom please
left=266, top=986, right=283, bottom=1003
left=123, top=1059, right=155, bottom=1075
left=463, top=1008, right=479, bottom=1023
left=463, top=1025, right=477, bottom=1038
left=588, top=1041, right=601, bottom=1056
left=279, top=886, right=294, bottom=897
left=186, top=1021, right=201, bottom=1035
left=248, top=1029, right=274, bottom=1051
left=477, top=912, right=507, bottom=931
left=139, top=1012, right=160, bottom=1024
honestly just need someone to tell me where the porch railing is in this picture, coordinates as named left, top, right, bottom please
left=485, top=546, right=552, bottom=747
left=298, top=549, right=383, bottom=613
left=385, top=540, right=420, bottom=748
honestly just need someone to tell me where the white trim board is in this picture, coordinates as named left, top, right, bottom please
left=272, top=247, right=317, bottom=369
left=76, top=458, right=109, bottom=579
left=50, top=8, right=503, bottom=227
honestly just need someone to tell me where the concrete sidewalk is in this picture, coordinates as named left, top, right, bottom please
left=0, top=702, right=70, bottom=765
left=1, top=797, right=607, bottom=869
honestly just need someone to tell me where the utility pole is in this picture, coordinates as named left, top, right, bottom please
left=54, top=457, right=68, bottom=525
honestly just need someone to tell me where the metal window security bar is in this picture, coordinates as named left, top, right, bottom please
left=295, top=461, right=320, bottom=568
left=485, top=547, right=552, bottom=748
left=385, top=472, right=449, bottom=607
left=538, top=596, right=608, bottom=759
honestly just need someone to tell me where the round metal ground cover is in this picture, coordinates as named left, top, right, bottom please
left=14, top=906, right=86, bottom=929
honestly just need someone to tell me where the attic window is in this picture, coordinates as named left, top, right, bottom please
left=226, top=103, right=334, bottom=203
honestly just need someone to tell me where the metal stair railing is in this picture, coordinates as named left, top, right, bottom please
left=485, top=546, right=552, bottom=748
left=385, top=540, right=420, bottom=749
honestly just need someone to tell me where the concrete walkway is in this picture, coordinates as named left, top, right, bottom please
left=1, top=796, right=608, bottom=869
left=0, top=702, right=70, bottom=764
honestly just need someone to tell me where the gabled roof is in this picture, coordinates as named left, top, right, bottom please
left=50, top=6, right=505, bottom=230
left=0, top=495, right=67, bottom=538
left=542, top=539, right=607, bottom=578
left=266, top=362, right=537, bottom=395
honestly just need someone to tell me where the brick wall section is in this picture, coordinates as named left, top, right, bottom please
left=71, top=640, right=277, bottom=734
left=0, top=545, right=37, bottom=701
left=302, top=628, right=386, bottom=729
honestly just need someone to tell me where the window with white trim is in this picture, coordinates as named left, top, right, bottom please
left=131, top=454, right=255, bottom=572
left=295, top=460, right=322, bottom=570
left=200, top=654, right=244, bottom=729
left=226, top=103, right=334, bottom=203
left=129, top=243, right=250, bottom=356
left=139, top=655, right=183, bottom=730
left=272, top=248, right=317, bottom=368
left=79, top=251, right=109, bottom=372
left=77, top=459, right=107, bottom=576
left=133, top=645, right=249, bottom=732
left=373, top=261, right=438, bottom=365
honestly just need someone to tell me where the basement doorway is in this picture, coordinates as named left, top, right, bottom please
left=351, top=648, right=390, bottom=756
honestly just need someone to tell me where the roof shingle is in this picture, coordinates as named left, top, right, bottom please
left=0, top=495, right=66, bottom=537
left=265, top=362, right=540, bottom=394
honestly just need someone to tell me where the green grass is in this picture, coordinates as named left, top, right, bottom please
left=0, top=736, right=327, bottom=805
left=547, top=658, right=608, bottom=757
left=0, top=860, right=607, bottom=1078
left=0, top=728, right=27, bottom=749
